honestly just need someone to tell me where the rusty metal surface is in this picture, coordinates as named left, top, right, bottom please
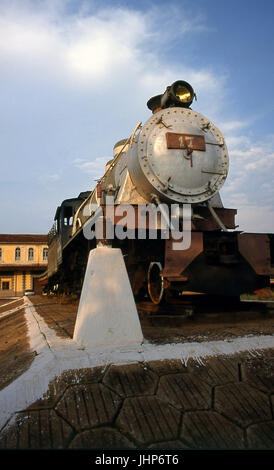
left=162, top=232, right=203, bottom=277
left=193, top=207, right=237, bottom=231
left=101, top=206, right=237, bottom=232
left=238, top=233, right=271, bottom=275
left=166, top=132, right=206, bottom=151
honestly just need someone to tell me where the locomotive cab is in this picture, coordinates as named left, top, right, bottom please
left=47, top=192, right=91, bottom=288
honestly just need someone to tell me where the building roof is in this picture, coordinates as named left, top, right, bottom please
left=0, top=234, right=48, bottom=244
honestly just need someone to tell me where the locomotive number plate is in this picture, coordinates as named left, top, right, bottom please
left=166, top=132, right=206, bottom=151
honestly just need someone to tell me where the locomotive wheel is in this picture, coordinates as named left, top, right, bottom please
left=147, top=262, right=164, bottom=304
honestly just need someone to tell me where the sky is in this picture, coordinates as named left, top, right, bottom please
left=0, top=0, right=273, bottom=234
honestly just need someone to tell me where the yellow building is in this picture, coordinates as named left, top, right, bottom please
left=0, top=234, right=48, bottom=297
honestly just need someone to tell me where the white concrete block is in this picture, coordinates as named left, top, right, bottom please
left=73, top=247, right=143, bottom=349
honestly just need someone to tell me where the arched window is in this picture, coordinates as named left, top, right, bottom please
left=28, top=248, right=34, bottom=261
left=43, top=248, right=48, bottom=261
left=15, top=247, right=21, bottom=261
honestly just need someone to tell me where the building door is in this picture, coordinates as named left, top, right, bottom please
left=2, top=281, right=10, bottom=290
left=0, top=278, right=13, bottom=296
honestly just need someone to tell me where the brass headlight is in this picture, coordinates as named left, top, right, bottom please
left=161, top=80, right=196, bottom=109
left=174, top=83, right=192, bottom=103
left=147, top=80, right=196, bottom=112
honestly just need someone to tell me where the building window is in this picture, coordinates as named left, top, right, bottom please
left=43, top=247, right=48, bottom=261
left=0, top=248, right=2, bottom=261
left=15, top=247, right=21, bottom=261
left=28, top=248, right=34, bottom=261
left=2, top=281, right=10, bottom=290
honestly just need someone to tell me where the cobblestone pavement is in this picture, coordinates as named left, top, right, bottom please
left=0, top=352, right=274, bottom=450
left=0, top=295, right=274, bottom=451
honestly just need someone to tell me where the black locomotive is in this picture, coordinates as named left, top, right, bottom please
left=46, top=81, right=274, bottom=304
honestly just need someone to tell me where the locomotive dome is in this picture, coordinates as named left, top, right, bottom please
left=128, top=80, right=229, bottom=204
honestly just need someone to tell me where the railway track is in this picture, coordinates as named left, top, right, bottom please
left=136, top=294, right=274, bottom=321
left=136, top=295, right=274, bottom=345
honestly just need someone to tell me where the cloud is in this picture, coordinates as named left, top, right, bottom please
left=221, top=128, right=274, bottom=232
left=220, top=120, right=250, bottom=133
left=73, top=156, right=108, bottom=179
left=0, top=4, right=144, bottom=79
left=0, top=1, right=224, bottom=96
left=0, top=0, right=272, bottom=234
left=235, top=204, right=274, bottom=234
left=0, top=0, right=230, bottom=135
left=45, top=173, right=61, bottom=182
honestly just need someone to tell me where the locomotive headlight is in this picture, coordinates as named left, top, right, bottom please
left=161, top=80, right=196, bottom=109
left=174, top=84, right=192, bottom=103
left=147, top=80, right=196, bottom=112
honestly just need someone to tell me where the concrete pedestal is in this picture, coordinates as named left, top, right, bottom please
left=73, top=247, right=143, bottom=349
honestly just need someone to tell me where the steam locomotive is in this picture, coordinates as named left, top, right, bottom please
left=47, top=80, right=274, bottom=304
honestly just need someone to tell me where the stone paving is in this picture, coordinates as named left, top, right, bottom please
left=0, top=295, right=274, bottom=450
left=0, top=298, right=36, bottom=390
left=0, top=352, right=274, bottom=450
left=22, top=294, right=274, bottom=344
